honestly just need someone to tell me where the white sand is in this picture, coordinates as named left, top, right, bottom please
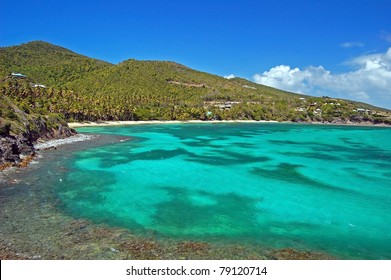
left=67, top=120, right=278, bottom=128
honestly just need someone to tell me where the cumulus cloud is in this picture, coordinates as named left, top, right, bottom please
left=253, top=48, right=391, bottom=109
left=224, top=74, right=235, bottom=79
left=340, top=41, right=364, bottom=48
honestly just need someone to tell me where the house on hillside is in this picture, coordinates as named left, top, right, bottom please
left=355, top=108, right=372, bottom=115
left=32, top=84, right=46, bottom=88
left=11, top=72, right=27, bottom=78
left=215, top=102, right=237, bottom=110
left=242, top=85, right=256, bottom=90
left=314, top=108, right=322, bottom=115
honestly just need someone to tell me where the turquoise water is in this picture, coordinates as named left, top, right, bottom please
left=57, top=123, right=391, bottom=259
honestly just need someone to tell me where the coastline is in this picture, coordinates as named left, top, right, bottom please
left=0, top=132, right=130, bottom=181
left=68, top=119, right=390, bottom=128
left=67, top=119, right=273, bottom=128
left=34, top=134, right=96, bottom=150
left=2, top=119, right=388, bottom=172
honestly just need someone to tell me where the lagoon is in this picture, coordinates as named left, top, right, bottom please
left=60, top=123, right=391, bottom=259
left=1, top=123, right=390, bottom=259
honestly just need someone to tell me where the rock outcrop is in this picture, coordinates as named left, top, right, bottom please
left=0, top=132, right=34, bottom=165
left=0, top=95, right=76, bottom=168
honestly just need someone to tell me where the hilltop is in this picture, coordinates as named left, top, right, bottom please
left=0, top=41, right=111, bottom=86
left=1, top=41, right=390, bottom=124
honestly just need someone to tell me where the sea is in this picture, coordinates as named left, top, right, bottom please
left=1, top=123, right=390, bottom=259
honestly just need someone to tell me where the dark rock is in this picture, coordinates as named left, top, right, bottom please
left=0, top=134, right=34, bottom=165
left=1, top=96, right=76, bottom=168
left=16, top=134, right=35, bottom=154
left=1, top=137, right=19, bottom=163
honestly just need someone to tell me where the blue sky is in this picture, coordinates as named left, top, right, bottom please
left=1, top=0, right=391, bottom=108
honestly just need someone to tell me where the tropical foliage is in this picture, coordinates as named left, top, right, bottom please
left=1, top=41, right=390, bottom=124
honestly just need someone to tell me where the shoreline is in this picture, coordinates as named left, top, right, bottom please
left=34, top=134, right=96, bottom=150
left=2, top=120, right=388, bottom=172
left=67, top=119, right=272, bottom=128
left=68, top=119, right=390, bottom=128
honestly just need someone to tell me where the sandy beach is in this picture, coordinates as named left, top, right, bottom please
left=68, top=120, right=277, bottom=128
left=67, top=119, right=390, bottom=128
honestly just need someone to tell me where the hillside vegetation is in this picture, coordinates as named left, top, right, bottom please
left=0, top=41, right=111, bottom=86
left=1, top=41, right=390, bottom=124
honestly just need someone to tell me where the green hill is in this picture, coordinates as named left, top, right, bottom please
left=0, top=41, right=111, bottom=86
left=1, top=41, right=390, bottom=124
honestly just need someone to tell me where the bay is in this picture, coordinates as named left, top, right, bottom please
left=1, top=123, right=390, bottom=259
left=56, top=123, right=391, bottom=259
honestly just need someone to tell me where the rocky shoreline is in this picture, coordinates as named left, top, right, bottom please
left=34, top=134, right=95, bottom=150
left=0, top=94, right=77, bottom=170
left=0, top=129, right=77, bottom=171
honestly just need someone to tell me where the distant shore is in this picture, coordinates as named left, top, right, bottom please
left=68, top=119, right=390, bottom=128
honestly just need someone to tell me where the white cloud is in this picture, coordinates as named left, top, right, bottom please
left=253, top=48, right=391, bottom=109
left=224, top=74, right=235, bottom=79
left=340, top=41, right=364, bottom=48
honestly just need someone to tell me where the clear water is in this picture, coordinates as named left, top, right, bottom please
left=57, top=123, right=391, bottom=259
